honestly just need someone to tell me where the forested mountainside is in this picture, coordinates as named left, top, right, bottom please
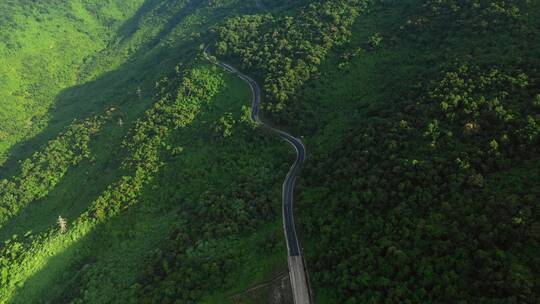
left=0, top=0, right=538, bottom=303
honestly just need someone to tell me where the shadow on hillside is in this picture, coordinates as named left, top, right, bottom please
left=5, top=165, right=177, bottom=304
left=0, top=0, right=222, bottom=242
left=5, top=71, right=288, bottom=303
left=0, top=0, right=203, bottom=180
left=0, top=126, right=125, bottom=240
left=0, top=0, right=292, bottom=302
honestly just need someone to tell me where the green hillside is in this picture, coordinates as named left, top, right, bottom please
left=0, top=0, right=146, bottom=164
left=0, top=0, right=539, bottom=303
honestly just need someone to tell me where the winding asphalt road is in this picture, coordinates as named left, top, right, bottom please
left=204, top=48, right=312, bottom=304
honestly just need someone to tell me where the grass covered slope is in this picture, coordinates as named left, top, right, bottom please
left=0, top=0, right=146, bottom=163
left=0, top=1, right=291, bottom=303
left=0, top=0, right=538, bottom=303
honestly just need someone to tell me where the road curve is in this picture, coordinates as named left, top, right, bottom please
left=204, top=49, right=312, bottom=304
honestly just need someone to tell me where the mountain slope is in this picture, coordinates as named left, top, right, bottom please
left=0, top=0, right=539, bottom=303
left=0, top=0, right=146, bottom=163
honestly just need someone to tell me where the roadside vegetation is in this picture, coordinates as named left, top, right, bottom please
left=0, top=0, right=538, bottom=303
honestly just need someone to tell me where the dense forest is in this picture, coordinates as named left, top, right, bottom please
left=0, top=0, right=538, bottom=303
